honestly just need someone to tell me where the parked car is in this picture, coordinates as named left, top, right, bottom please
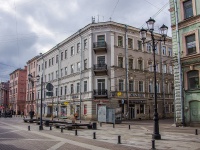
left=1, top=110, right=12, bottom=118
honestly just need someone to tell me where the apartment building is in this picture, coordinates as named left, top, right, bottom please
left=0, top=81, right=9, bottom=113
left=26, top=55, right=40, bottom=116
left=9, top=67, right=27, bottom=115
left=36, top=21, right=173, bottom=120
left=169, top=0, right=200, bottom=126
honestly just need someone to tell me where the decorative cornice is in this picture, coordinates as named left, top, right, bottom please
left=172, top=15, right=200, bottom=30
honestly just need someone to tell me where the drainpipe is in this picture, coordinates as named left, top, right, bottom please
left=125, top=24, right=129, bottom=119
left=174, top=0, right=184, bottom=126
left=79, top=29, right=82, bottom=120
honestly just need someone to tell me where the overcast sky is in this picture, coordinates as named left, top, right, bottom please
left=0, top=0, right=171, bottom=81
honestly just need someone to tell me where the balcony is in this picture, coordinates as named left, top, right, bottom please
left=93, top=89, right=108, bottom=98
left=93, top=41, right=107, bottom=53
left=93, top=64, right=107, bottom=75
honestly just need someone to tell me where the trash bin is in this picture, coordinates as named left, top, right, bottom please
left=92, top=122, right=97, bottom=130
left=45, top=120, right=50, bottom=127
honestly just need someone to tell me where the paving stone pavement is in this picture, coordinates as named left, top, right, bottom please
left=0, top=117, right=200, bottom=150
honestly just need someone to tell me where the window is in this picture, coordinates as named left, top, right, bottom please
left=45, top=61, right=47, bottom=68
left=77, top=62, right=80, bottom=72
left=77, top=82, right=80, bottom=93
left=168, top=47, right=172, bottom=56
left=118, top=57, right=123, bottom=68
left=183, top=0, right=193, bottom=19
left=49, top=59, right=51, bottom=67
left=156, top=63, right=159, bottom=72
left=138, top=59, right=143, bottom=70
left=65, top=67, right=68, bottom=75
left=71, top=46, right=74, bottom=56
left=64, top=86, right=67, bottom=95
left=38, top=65, right=40, bottom=72
left=51, top=72, right=54, bottom=80
left=149, top=81, right=153, bottom=93
left=48, top=74, right=50, bottom=81
left=56, top=71, right=58, bottom=78
left=56, top=55, right=58, bottom=63
left=129, top=59, right=133, bottom=69
left=146, top=43, right=151, bottom=53
left=156, top=82, right=160, bottom=93
left=186, top=34, right=196, bottom=55
left=84, top=104, right=87, bottom=115
left=61, top=69, right=63, bottom=77
left=163, top=64, right=167, bottom=73
left=138, top=40, right=142, bottom=50
left=165, top=104, right=170, bottom=113
left=77, top=43, right=80, bottom=53
left=84, top=39, right=87, bottom=49
left=118, top=36, right=123, bottom=47
left=119, top=79, right=124, bottom=91
left=84, top=59, right=87, bottom=69
left=61, top=52, right=63, bottom=60
left=162, top=46, right=166, bottom=55
left=60, top=87, right=63, bottom=95
left=148, top=61, right=153, bottom=72
left=129, top=80, right=134, bottom=92
left=155, top=45, right=158, bottom=54
left=71, top=65, right=74, bottom=74
left=171, top=104, right=174, bottom=113
left=84, top=81, right=87, bottom=92
left=187, top=70, right=199, bottom=89
left=169, top=65, right=173, bottom=74
left=128, top=38, right=133, bottom=49
left=65, top=50, right=67, bottom=59
left=56, top=88, right=58, bottom=96
left=140, top=104, right=144, bottom=114
left=139, top=81, right=143, bottom=92
left=52, top=57, right=54, bottom=65
left=70, top=84, right=74, bottom=94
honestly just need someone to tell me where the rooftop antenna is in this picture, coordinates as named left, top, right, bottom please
left=92, top=16, right=95, bottom=23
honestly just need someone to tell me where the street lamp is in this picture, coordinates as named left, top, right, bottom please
left=36, top=74, right=43, bottom=130
left=140, top=17, right=168, bottom=140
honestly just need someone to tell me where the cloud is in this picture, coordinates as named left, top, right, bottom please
left=0, top=0, right=171, bottom=81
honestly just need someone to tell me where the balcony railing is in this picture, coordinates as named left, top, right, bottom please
left=93, top=89, right=108, bottom=97
left=93, top=64, right=107, bottom=75
left=93, top=41, right=107, bottom=53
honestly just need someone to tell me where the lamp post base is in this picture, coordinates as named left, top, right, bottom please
left=39, top=125, right=43, bottom=130
left=152, top=134, right=161, bottom=140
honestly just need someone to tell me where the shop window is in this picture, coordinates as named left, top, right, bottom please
left=84, top=104, right=87, bottom=115
left=140, top=104, right=144, bottom=114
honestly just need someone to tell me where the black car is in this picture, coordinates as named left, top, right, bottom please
left=1, top=111, right=12, bottom=118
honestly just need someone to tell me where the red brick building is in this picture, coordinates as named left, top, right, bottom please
left=9, top=66, right=27, bottom=115
left=0, top=81, right=9, bottom=113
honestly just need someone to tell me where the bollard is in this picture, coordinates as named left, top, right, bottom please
left=93, top=132, right=96, bottom=139
left=50, top=126, right=52, bottom=130
left=113, top=123, right=115, bottom=128
left=61, top=128, right=63, bottom=133
left=75, top=130, right=78, bottom=136
left=129, top=125, right=130, bottom=130
left=28, top=126, right=30, bottom=131
left=118, top=135, right=121, bottom=144
left=195, top=129, right=198, bottom=135
left=152, top=139, right=155, bottom=150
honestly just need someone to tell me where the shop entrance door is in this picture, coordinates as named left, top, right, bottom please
left=129, top=105, right=135, bottom=119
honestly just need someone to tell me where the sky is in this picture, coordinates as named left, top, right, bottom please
left=0, top=0, right=171, bottom=82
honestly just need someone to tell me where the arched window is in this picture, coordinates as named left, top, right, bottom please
left=187, top=70, right=199, bottom=89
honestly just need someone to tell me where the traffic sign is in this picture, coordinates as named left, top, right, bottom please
left=46, top=83, right=54, bottom=91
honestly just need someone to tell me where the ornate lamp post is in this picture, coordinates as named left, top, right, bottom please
left=140, top=17, right=168, bottom=140
left=36, top=74, right=43, bottom=130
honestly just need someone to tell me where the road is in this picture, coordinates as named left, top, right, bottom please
left=0, top=117, right=200, bottom=150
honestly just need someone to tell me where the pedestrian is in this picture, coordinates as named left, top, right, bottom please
left=74, top=111, right=78, bottom=120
